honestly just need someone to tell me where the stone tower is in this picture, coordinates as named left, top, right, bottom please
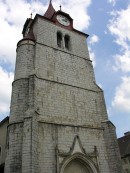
left=5, top=1, right=122, bottom=173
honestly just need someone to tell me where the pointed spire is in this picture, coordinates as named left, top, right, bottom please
left=44, top=0, right=56, bottom=19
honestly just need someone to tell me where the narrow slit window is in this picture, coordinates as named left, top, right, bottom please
left=65, top=35, right=70, bottom=50
left=57, top=32, right=62, bottom=48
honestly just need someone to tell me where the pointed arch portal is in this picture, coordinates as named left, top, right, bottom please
left=64, top=159, right=93, bottom=173
left=60, top=153, right=98, bottom=173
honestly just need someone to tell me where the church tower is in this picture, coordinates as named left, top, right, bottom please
left=5, top=1, right=122, bottom=173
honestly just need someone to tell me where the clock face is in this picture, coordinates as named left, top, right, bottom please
left=56, top=15, right=70, bottom=26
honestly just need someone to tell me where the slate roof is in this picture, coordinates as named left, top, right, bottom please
left=118, top=132, right=130, bottom=158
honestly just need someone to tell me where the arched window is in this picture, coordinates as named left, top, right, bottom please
left=64, top=35, right=70, bottom=50
left=57, top=32, right=62, bottom=48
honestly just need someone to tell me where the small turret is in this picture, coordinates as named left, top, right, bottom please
left=22, top=17, right=35, bottom=41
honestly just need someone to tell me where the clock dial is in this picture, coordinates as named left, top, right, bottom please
left=56, top=15, right=70, bottom=26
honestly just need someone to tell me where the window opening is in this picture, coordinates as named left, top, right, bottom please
left=65, top=35, right=70, bottom=50
left=57, top=32, right=62, bottom=48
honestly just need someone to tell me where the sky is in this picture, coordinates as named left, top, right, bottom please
left=0, top=0, right=130, bottom=137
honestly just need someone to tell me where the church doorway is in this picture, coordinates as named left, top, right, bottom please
left=63, top=159, right=93, bottom=173
left=61, top=155, right=98, bottom=173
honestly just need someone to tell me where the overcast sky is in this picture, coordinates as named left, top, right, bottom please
left=0, top=0, right=130, bottom=137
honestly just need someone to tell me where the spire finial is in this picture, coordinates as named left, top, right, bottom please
left=30, top=13, right=33, bottom=19
left=60, top=5, right=62, bottom=11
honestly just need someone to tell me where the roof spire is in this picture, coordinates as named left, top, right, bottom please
left=44, top=0, right=55, bottom=19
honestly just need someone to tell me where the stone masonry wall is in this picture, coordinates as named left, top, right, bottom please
left=34, top=44, right=97, bottom=91
left=35, top=77, right=107, bottom=126
left=9, top=79, right=29, bottom=123
left=4, top=123, right=23, bottom=173
left=14, top=40, right=35, bottom=80
left=22, top=118, right=32, bottom=173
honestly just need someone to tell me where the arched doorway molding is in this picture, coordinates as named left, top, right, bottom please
left=60, top=153, right=98, bottom=173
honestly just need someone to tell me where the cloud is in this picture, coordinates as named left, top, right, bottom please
left=113, top=51, right=130, bottom=72
left=108, top=0, right=116, bottom=6
left=112, top=76, right=130, bottom=112
left=108, top=5, right=130, bottom=72
left=0, top=0, right=47, bottom=67
left=88, top=34, right=99, bottom=67
left=0, top=66, right=14, bottom=119
left=108, top=7, right=130, bottom=49
left=89, top=34, right=99, bottom=45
